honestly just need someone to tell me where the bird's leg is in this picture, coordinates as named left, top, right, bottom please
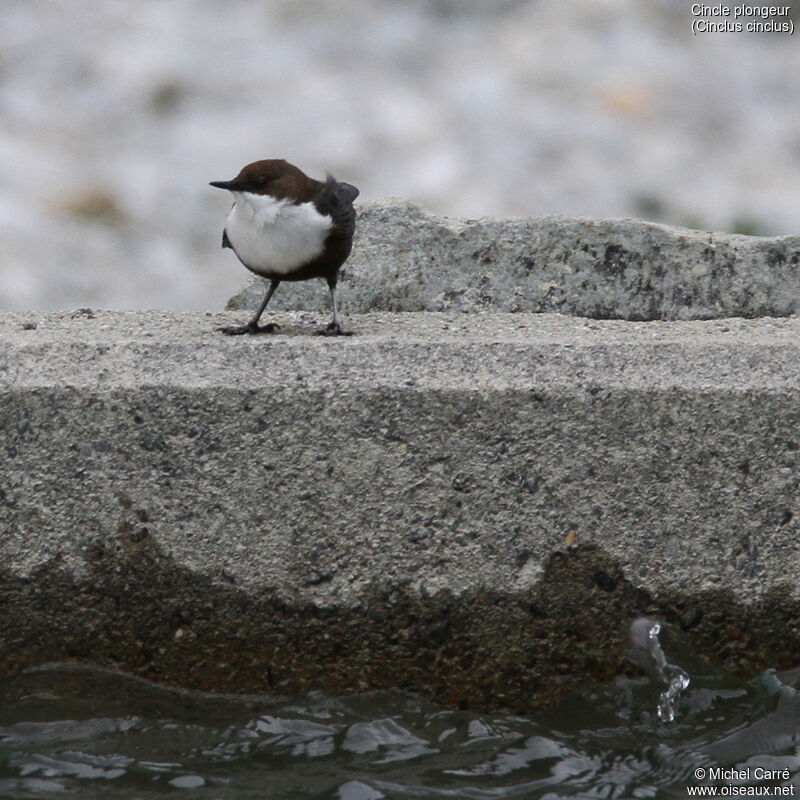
left=218, top=279, right=281, bottom=335
left=316, top=278, right=352, bottom=337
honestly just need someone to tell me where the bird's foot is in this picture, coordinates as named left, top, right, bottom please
left=315, top=321, right=353, bottom=337
left=217, top=321, right=279, bottom=336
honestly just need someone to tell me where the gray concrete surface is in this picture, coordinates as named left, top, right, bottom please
left=2, top=310, right=800, bottom=708
left=228, top=202, right=800, bottom=320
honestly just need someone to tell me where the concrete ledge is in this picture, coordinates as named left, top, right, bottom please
left=2, top=311, right=800, bottom=709
left=228, top=202, right=800, bottom=320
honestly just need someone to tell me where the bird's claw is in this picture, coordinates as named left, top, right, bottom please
left=217, top=322, right=279, bottom=336
left=315, top=322, right=352, bottom=337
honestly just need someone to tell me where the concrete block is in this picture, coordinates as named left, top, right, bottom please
left=1, top=310, right=799, bottom=710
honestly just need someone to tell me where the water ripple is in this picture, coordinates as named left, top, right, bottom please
left=0, top=663, right=798, bottom=798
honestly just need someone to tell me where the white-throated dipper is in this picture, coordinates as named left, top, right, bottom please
left=210, top=159, right=359, bottom=336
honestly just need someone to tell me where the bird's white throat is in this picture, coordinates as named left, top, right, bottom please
left=224, top=192, right=333, bottom=275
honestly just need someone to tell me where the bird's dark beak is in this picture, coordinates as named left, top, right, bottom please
left=209, top=180, right=234, bottom=190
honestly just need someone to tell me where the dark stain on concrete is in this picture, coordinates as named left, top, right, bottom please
left=0, top=528, right=798, bottom=713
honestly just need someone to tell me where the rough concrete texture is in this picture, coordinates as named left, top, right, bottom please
left=227, top=201, right=800, bottom=321
left=2, top=310, right=800, bottom=710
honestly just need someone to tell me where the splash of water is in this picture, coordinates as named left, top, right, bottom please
left=629, top=618, right=690, bottom=723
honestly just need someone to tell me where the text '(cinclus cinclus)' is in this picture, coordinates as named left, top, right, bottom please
left=210, top=159, right=359, bottom=336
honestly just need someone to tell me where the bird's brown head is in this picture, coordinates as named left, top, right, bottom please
left=210, top=159, right=318, bottom=202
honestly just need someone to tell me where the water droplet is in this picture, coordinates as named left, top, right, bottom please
left=629, top=617, right=690, bottom=723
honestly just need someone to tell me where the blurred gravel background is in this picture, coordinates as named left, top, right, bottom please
left=2, top=0, right=799, bottom=311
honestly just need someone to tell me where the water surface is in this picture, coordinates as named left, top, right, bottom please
left=1, top=661, right=799, bottom=799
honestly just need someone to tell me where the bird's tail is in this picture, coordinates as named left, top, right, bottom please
left=318, top=175, right=359, bottom=237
